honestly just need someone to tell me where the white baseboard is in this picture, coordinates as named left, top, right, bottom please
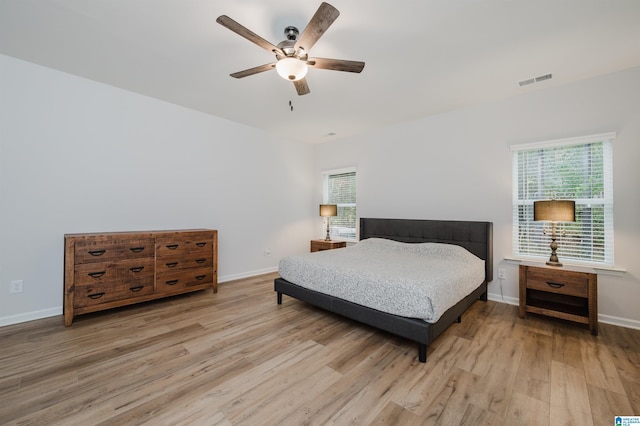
left=218, top=267, right=278, bottom=283
left=487, top=293, right=519, bottom=306
left=598, top=314, right=640, bottom=330
left=487, top=292, right=640, bottom=331
left=0, top=307, right=61, bottom=327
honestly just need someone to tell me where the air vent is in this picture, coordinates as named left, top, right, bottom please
left=535, top=73, right=552, bottom=82
left=519, top=73, right=552, bottom=87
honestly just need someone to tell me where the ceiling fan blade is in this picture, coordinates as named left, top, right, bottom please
left=307, top=57, right=365, bottom=73
left=230, top=63, right=276, bottom=79
left=294, top=2, right=340, bottom=52
left=294, top=78, right=310, bottom=96
left=216, top=15, right=283, bottom=56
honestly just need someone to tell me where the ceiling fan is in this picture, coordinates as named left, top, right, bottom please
left=216, top=2, right=365, bottom=96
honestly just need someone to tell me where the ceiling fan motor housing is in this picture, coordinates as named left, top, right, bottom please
left=284, top=26, right=299, bottom=41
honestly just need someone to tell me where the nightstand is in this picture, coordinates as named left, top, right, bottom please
left=310, top=239, right=346, bottom=252
left=519, top=264, right=598, bottom=335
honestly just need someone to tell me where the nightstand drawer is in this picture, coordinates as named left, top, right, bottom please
left=526, top=268, right=588, bottom=297
left=310, top=239, right=346, bottom=252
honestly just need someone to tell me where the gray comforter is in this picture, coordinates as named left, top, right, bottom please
left=278, top=238, right=485, bottom=323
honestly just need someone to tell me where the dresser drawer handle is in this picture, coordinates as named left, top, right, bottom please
left=129, top=285, right=144, bottom=292
left=87, top=292, right=105, bottom=300
left=88, top=250, right=106, bottom=257
left=166, top=244, right=179, bottom=250
left=129, top=266, right=145, bottom=273
left=195, top=275, right=206, bottom=280
left=130, top=247, right=145, bottom=253
left=547, top=281, right=565, bottom=289
left=195, top=242, right=207, bottom=247
left=195, top=258, right=206, bottom=264
left=165, top=262, right=178, bottom=268
left=87, top=271, right=106, bottom=278
left=165, top=279, right=179, bottom=285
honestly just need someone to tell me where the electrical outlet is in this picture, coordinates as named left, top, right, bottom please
left=264, top=248, right=271, bottom=256
left=10, top=280, right=23, bottom=293
left=497, top=269, right=506, bottom=280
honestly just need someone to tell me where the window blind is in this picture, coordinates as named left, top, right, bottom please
left=324, top=169, right=356, bottom=240
left=511, top=133, right=614, bottom=265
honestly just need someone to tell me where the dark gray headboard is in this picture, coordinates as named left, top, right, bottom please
left=359, top=218, right=493, bottom=281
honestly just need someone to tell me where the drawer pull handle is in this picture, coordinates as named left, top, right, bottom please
left=129, top=285, right=144, bottom=292
left=195, top=258, right=206, bottom=264
left=547, top=281, right=565, bottom=289
left=129, top=266, right=144, bottom=273
left=165, top=262, right=178, bottom=268
left=130, top=247, right=145, bottom=253
left=165, top=279, right=179, bottom=285
left=88, top=250, right=105, bottom=257
left=88, top=271, right=106, bottom=278
left=195, top=242, right=207, bottom=247
left=87, top=292, right=105, bottom=299
left=195, top=275, right=206, bottom=280
left=166, top=244, right=179, bottom=250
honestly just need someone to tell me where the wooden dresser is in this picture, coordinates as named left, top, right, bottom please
left=64, top=229, right=217, bottom=326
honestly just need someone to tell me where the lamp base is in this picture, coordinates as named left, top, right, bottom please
left=324, top=220, right=331, bottom=241
left=546, top=236, right=562, bottom=267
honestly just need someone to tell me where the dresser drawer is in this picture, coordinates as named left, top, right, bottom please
left=75, top=239, right=154, bottom=263
left=156, top=269, right=214, bottom=293
left=74, top=277, right=155, bottom=308
left=74, top=258, right=154, bottom=286
left=526, top=267, right=588, bottom=297
left=156, top=234, right=214, bottom=258
left=156, top=252, right=214, bottom=274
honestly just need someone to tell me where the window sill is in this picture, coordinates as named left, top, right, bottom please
left=504, top=256, right=626, bottom=277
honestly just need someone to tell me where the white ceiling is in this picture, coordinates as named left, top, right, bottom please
left=1, top=0, right=639, bottom=144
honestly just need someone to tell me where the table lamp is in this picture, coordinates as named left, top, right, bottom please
left=534, top=199, right=576, bottom=267
left=319, top=204, right=338, bottom=241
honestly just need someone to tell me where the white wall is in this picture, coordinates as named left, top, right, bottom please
left=314, top=66, right=640, bottom=328
left=0, top=54, right=315, bottom=325
left=2, top=52, right=638, bottom=329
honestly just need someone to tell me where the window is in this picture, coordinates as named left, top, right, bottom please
left=323, top=167, right=357, bottom=240
left=512, top=133, right=614, bottom=266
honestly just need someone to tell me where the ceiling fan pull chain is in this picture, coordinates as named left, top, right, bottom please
left=289, top=100, right=293, bottom=111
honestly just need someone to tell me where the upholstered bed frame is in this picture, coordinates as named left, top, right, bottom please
left=274, top=218, right=493, bottom=362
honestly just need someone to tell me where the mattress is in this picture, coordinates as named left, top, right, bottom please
left=278, top=238, right=485, bottom=323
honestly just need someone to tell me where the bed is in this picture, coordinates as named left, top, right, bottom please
left=274, top=218, right=493, bottom=362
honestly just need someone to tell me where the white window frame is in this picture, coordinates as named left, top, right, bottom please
left=322, top=167, right=357, bottom=242
left=511, top=132, right=614, bottom=266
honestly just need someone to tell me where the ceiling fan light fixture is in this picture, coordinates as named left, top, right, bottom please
left=276, top=57, right=308, bottom=81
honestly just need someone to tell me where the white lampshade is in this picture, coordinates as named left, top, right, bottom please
left=276, top=57, right=308, bottom=81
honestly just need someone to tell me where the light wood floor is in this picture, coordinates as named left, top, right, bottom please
left=1, top=272, right=638, bottom=425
